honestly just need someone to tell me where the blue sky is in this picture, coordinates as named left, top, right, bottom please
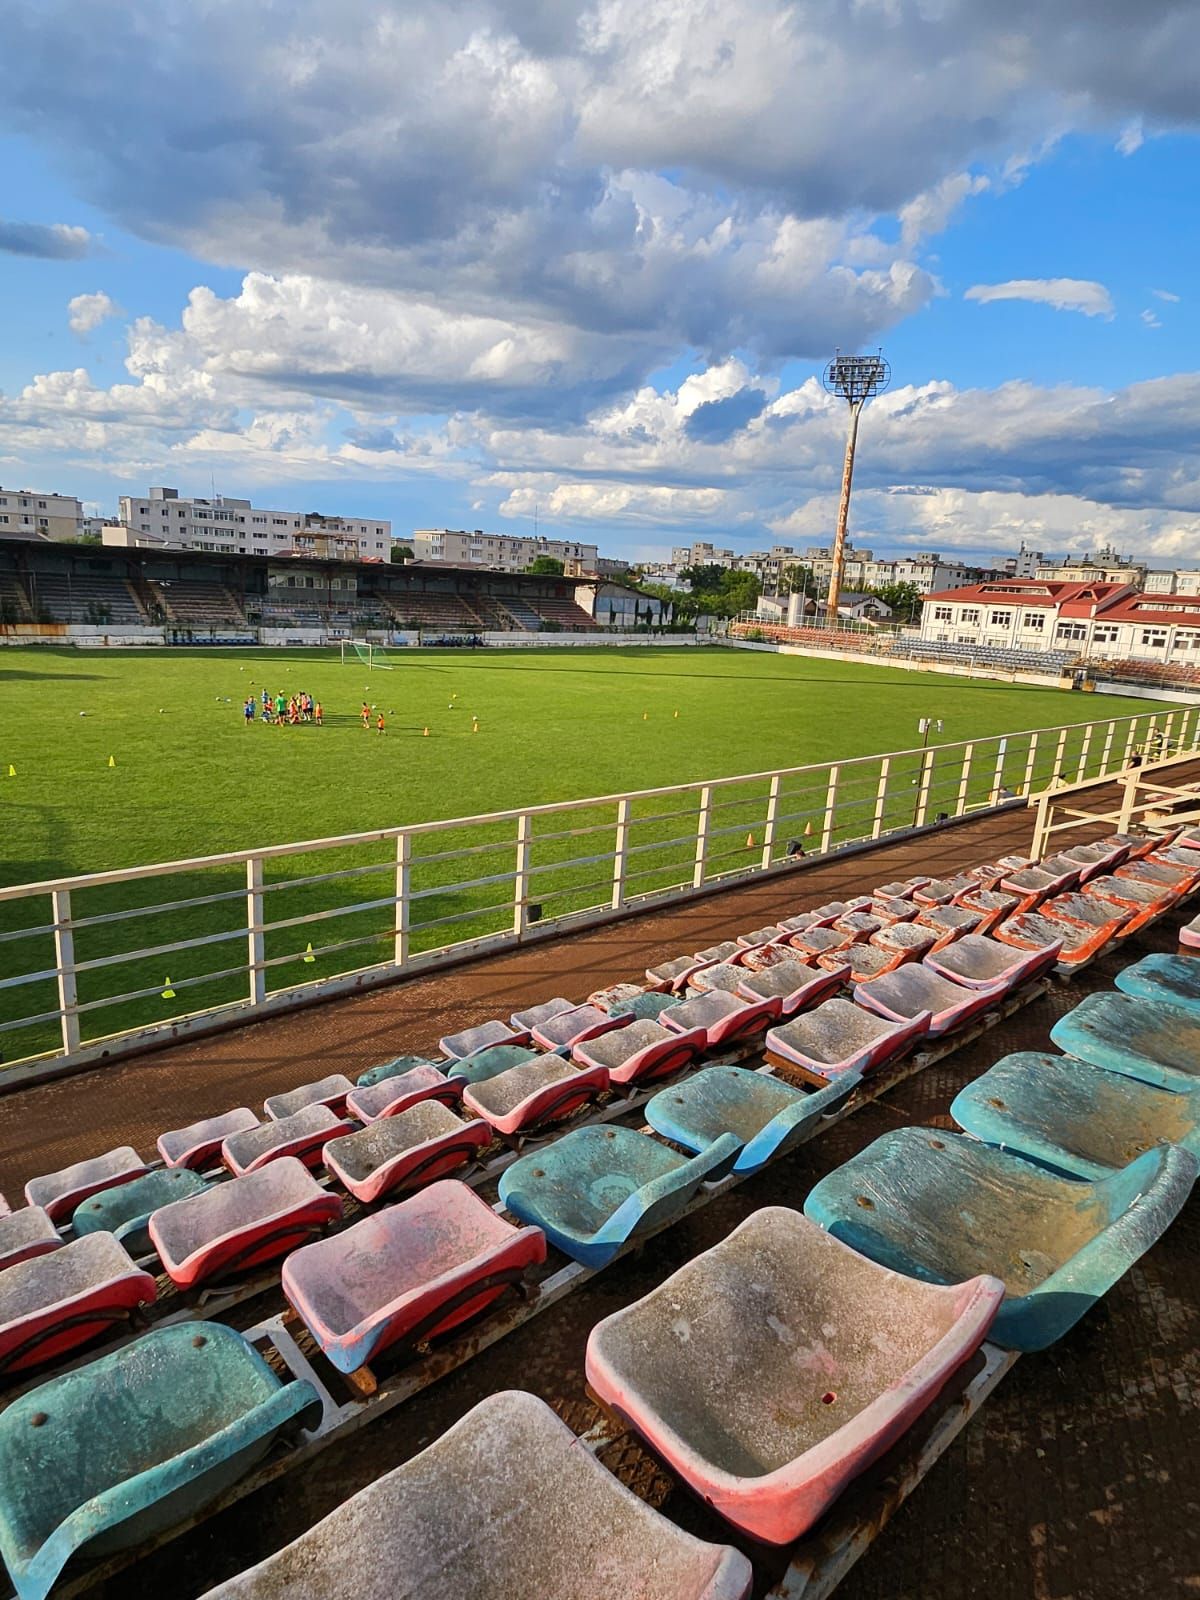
left=1, top=1, right=1198, bottom=564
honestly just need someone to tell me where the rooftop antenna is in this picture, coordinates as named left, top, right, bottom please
left=821, top=348, right=891, bottom=624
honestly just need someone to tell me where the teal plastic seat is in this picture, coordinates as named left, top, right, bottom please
left=608, top=992, right=679, bottom=1023
left=0, top=1323, right=320, bottom=1600
left=498, top=1125, right=739, bottom=1268
left=645, top=1066, right=860, bottom=1175
left=951, top=1051, right=1200, bottom=1179
left=71, top=1168, right=207, bottom=1256
left=449, top=1044, right=547, bottom=1085
left=356, top=1054, right=445, bottom=1090
left=1114, top=952, right=1200, bottom=1015
left=1051, top=992, right=1200, bottom=1091
left=803, top=1127, right=1196, bottom=1350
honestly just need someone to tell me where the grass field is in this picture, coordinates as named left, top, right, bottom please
left=0, top=645, right=1172, bottom=1063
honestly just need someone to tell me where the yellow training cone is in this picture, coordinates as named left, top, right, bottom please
left=161, top=977, right=176, bottom=1000
left=6, top=765, right=13, bottom=778
left=673, top=709, right=679, bottom=718
left=803, top=820, right=813, bottom=837
left=423, top=725, right=430, bottom=737
left=302, top=943, right=316, bottom=964
left=108, top=755, right=116, bottom=768
left=745, top=832, right=756, bottom=848
left=642, top=710, right=648, bottom=721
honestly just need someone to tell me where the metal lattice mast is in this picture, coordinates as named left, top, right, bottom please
left=822, top=350, right=891, bottom=624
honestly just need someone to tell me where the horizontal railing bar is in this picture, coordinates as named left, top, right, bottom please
left=408, top=900, right=517, bottom=935
left=409, top=838, right=519, bottom=868
left=0, top=921, right=56, bottom=946
left=260, top=860, right=394, bottom=894
left=0, top=1007, right=63, bottom=1035
left=0, top=964, right=60, bottom=993
left=621, top=831, right=700, bottom=861
left=69, top=924, right=246, bottom=974
left=67, top=884, right=250, bottom=930
left=407, top=870, right=517, bottom=905
left=260, top=896, right=399, bottom=936
left=525, top=851, right=615, bottom=880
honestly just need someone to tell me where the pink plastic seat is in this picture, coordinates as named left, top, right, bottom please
left=914, top=904, right=982, bottom=945
left=736, top=959, right=845, bottom=1019
left=510, top=997, right=576, bottom=1032
left=694, top=941, right=741, bottom=964
left=646, top=953, right=707, bottom=991
left=283, top=1182, right=546, bottom=1374
left=830, top=912, right=884, bottom=943
left=588, top=981, right=648, bottom=1012
left=0, top=1208, right=60, bottom=1275
left=923, top=933, right=1060, bottom=991
left=573, top=1020, right=708, bottom=1086
left=868, top=897, right=919, bottom=924
left=222, top=1104, right=354, bottom=1176
left=736, top=926, right=784, bottom=948
left=662, top=990, right=780, bottom=1050
left=873, top=878, right=929, bottom=900
left=586, top=1208, right=1001, bottom=1545
left=817, top=944, right=901, bottom=981
left=689, top=961, right=750, bottom=996
left=158, top=1109, right=260, bottom=1171
left=869, top=922, right=938, bottom=960
left=324, top=1105, right=492, bottom=1204
left=264, top=1074, right=354, bottom=1121
left=999, top=864, right=1076, bottom=904
left=995, top=907, right=1123, bottom=967
left=346, top=1065, right=464, bottom=1123
left=912, top=875, right=974, bottom=907
left=462, top=1055, right=610, bottom=1136
left=737, top=941, right=800, bottom=974
left=855, top=963, right=1005, bottom=1038
left=0, top=1233, right=156, bottom=1375
left=765, top=998, right=930, bottom=1080
left=439, top=1019, right=529, bottom=1060
left=150, top=1158, right=342, bottom=1290
left=788, top=926, right=852, bottom=958
left=25, top=1148, right=149, bottom=1225
left=1180, top=911, right=1200, bottom=950
left=951, top=886, right=1020, bottom=934
left=531, top=1004, right=628, bottom=1052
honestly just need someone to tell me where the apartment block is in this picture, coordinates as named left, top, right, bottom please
left=109, top=487, right=391, bottom=561
left=0, top=484, right=83, bottom=542
left=411, top=528, right=598, bottom=572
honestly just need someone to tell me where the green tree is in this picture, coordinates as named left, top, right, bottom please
left=867, top=580, right=922, bottom=623
left=679, top=563, right=761, bottom=618
left=527, top=555, right=565, bottom=575
left=776, top=563, right=817, bottom=597
left=390, top=545, right=414, bottom=564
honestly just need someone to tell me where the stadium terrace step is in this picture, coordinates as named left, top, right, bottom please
left=923, top=933, right=1060, bottom=991
left=661, top=989, right=781, bottom=1049
left=499, top=1125, right=740, bottom=1268
left=572, top=1019, right=708, bottom=1086
left=1051, top=992, right=1200, bottom=1091
left=449, top=1043, right=546, bottom=1085
left=1115, top=952, right=1200, bottom=1013
left=914, top=903, right=983, bottom=942
left=0, top=1209, right=59, bottom=1275
left=830, top=911, right=884, bottom=943
left=585, top=1207, right=1001, bottom=1545
left=913, top=875, right=975, bottom=907
left=951, top=886, right=1021, bottom=934
left=158, top=1109, right=260, bottom=1171
left=509, top=997, right=576, bottom=1033
left=0, top=1234, right=156, bottom=1375
left=951, top=1050, right=1200, bottom=1180
left=149, top=1158, right=342, bottom=1290
left=461, top=1055, right=610, bottom=1136
left=804, top=1128, right=1196, bottom=1351
left=530, top=1004, right=628, bottom=1052
left=345, top=1065, right=464, bottom=1123
left=355, top=1053, right=444, bottom=1090
left=72, top=1168, right=207, bottom=1255
left=221, top=1104, right=355, bottom=1176
left=689, top=961, right=751, bottom=995
left=438, top=1019, right=530, bottom=1060
left=646, top=1066, right=861, bottom=1177
left=202, top=1389, right=752, bottom=1600
left=282, top=1182, right=546, bottom=1373
left=765, top=997, right=930, bottom=1080
left=736, top=958, right=846, bottom=1019
left=854, top=964, right=1005, bottom=1038
left=0, top=1323, right=320, bottom=1600
left=324, top=1105, right=492, bottom=1204
left=263, top=1073, right=354, bottom=1121
left=869, top=921, right=938, bottom=959
left=24, top=1149, right=149, bottom=1226
left=817, top=944, right=903, bottom=982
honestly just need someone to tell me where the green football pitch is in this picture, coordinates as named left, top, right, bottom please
left=0, top=645, right=1170, bottom=1062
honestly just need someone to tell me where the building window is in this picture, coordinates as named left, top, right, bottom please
left=1022, top=612, right=1044, bottom=630
left=932, top=605, right=952, bottom=622
left=1140, top=629, right=1168, bottom=648
left=1056, top=622, right=1087, bottom=640
left=989, top=610, right=1012, bottom=627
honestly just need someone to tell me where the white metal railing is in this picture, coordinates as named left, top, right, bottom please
left=0, top=706, right=1195, bottom=1079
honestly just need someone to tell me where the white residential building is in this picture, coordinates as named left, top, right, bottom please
left=109, top=487, right=391, bottom=560
left=411, top=528, right=598, bottom=573
left=0, top=484, right=84, bottom=542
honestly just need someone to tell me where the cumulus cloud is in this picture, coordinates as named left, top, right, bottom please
left=68, top=290, right=123, bottom=335
left=0, top=219, right=91, bottom=259
left=964, top=278, right=1115, bottom=318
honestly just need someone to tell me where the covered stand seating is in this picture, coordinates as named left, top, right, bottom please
left=263, top=1074, right=353, bottom=1121
left=461, top=1056, right=610, bottom=1136
left=854, top=963, right=1005, bottom=1038
left=765, top=997, right=930, bottom=1080
left=804, top=1128, right=1195, bottom=1350
left=324, top=1105, right=492, bottom=1205
left=1051, top=992, right=1200, bottom=1091
left=497, top=1126, right=739, bottom=1268
left=0, top=1324, right=320, bottom=1600
left=202, top=1390, right=752, bottom=1600
left=585, top=1208, right=1001, bottom=1545
left=282, top=1182, right=546, bottom=1373
left=0, top=1235, right=156, bottom=1375
left=71, top=1169, right=207, bottom=1255
left=646, top=1066, right=861, bottom=1176
left=345, top=1065, right=463, bottom=1123
left=221, top=1104, right=354, bottom=1176
left=24, top=1149, right=149, bottom=1226
left=158, top=1110, right=259, bottom=1171
left=951, top=1052, right=1200, bottom=1179
left=0, top=1212, right=59, bottom=1276
left=572, top=1019, right=708, bottom=1087
left=150, top=1158, right=342, bottom=1290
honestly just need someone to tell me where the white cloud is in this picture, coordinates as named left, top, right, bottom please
left=67, top=291, right=123, bottom=335
left=0, top=219, right=91, bottom=259
left=964, top=278, right=1115, bottom=319
left=1116, top=119, right=1145, bottom=155
left=1141, top=308, right=1162, bottom=329
left=1152, top=288, right=1181, bottom=303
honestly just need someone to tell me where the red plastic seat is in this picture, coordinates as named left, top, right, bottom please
left=158, top=1109, right=260, bottom=1171
left=222, top=1104, right=355, bottom=1176
left=462, top=1055, right=610, bottom=1136
left=661, top=990, right=781, bottom=1049
left=324, top=1106, right=492, bottom=1204
left=25, top=1148, right=149, bottom=1225
left=345, top=1065, right=464, bottom=1123
left=573, top=1020, right=707, bottom=1086
left=0, top=1233, right=156, bottom=1375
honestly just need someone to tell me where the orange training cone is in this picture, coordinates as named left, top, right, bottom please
left=745, top=832, right=756, bottom=848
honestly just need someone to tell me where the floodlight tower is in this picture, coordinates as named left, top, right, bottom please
left=821, top=350, right=891, bottom=625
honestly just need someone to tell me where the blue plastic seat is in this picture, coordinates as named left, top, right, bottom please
left=645, top=1066, right=860, bottom=1176
left=497, top=1125, right=739, bottom=1268
left=1051, top=992, right=1200, bottom=1091
left=71, top=1168, right=207, bottom=1256
left=1114, top=952, right=1200, bottom=1015
left=0, top=1323, right=320, bottom=1600
left=449, top=1043, right=548, bottom=1084
left=951, top=1051, right=1200, bottom=1180
left=608, top=991, right=679, bottom=1023
left=356, top=1054, right=445, bottom=1090
left=803, top=1127, right=1195, bottom=1350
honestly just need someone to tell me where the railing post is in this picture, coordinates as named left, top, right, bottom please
left=1118, top=772, right=1138, bottom=833
left=955, top=745, right=973, bottom=817
left=760, top=775, right=780, bottom=870
left=1146, top=714, right=1160, bottom=762
left=872, top=757, right=892, bottom=838
left=246, top=858, right=266, bottom=1006
left=1075, top=723, right=1093, bottom=782
left=1121, top=718, right=1139, bottom=770
left=1050, top=728, right=1068, bottom=787
left=1022, top=733, right=1039, bottom=797
left=394, top=833, right=411, bottom=965
left=1100, top=720, right=1116, bottom=774
left=1163, top=711, right=1177, bottom=754
left=513, top=814, right=531, bottom=936
left=611, top=798, right=630, bottom=910
left=913, top=750, right=935, bottom=829
left=990, top=739, right=1009, bottom=804
left=52, top=888, right=81, bottom=1055
left=820, top=766, right=839, bottom=853
left=693, top=787, right=712, bottom=888
left=1030, top=791, right=1052, bottom=859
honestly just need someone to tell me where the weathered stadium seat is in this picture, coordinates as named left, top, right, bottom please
left=530, top=1004, right=627, bottom=1052
left=951, top=1050, right=1200, bottom=1178
left=830, top=911, right=884, bottom=943
left=282, top=1181, right=545, bottom=1372
left=449, top=1043, right=545, bottom=1084
left=646, top=1066, right=860, bottom=1176
left=816, top=944, right=903, bottom=982
left=345, top=1064, right=464, bottom=1123
left=1084, top=873, right=1178, bottom=934
left=585, top=1207, right=1001, bottom=1544
left=498, top=1126, right=739, bottom=1267
left=661, top=989, right=780, bottom=1049
left=914, top=903, right=983, bottom=943
left=158, top=1109, right=260, bottom=1170
left=439, top=1019, right=530, bottom=1060
left=607, top=991, right=680, bottom=1022
left=788, top=925, right=853, bottom=958
left=72, top=1168, right=207, bottom=1255
left=1181, top=912, right=1200, bottom=950
left=991, top=910, right=1109, bottom=966
left=324, top=1105, right=492, bottom=1204
left=1051, top=992, right=1200, bottom=1091
left=264, top=1073, right=354, bottom=1121
left=150, top=1158, right=342, bottom=1290
left=687, top=961, right=748, bottom=995
left=355, top=1053, right=444, bottom=1090
left=461, top=1055, right=610, bottom=1136
left=765, top=997, right=930, bottom=1079
left=0, top=1323, right=320, bottom=1600
left=588, top=980, right=648, bottom=1012
left=923, top=933, right=1059, bottom=991
left=734, top=940, right=800, bottom=973
left=869, top=921, right=938, bottom=960
left=0, top=1209, right=59, bottom=1275
left=873, top=877, right=930, bottom=900
left=510, top=997, right=576, bottom=1032
left=572, top=1019, right=707, bottom=1086
left=201, top=1390, right=752, bottom=1600
left=867, top=896, right=920, bottom=924
left=913, top=875, right=976, bottom=907
left=854, top=963, right=1005, bottom=1038
left=735, top=958, right=846, bottom=1018
left=1059, top=840, right=1128, bottom=881
left=736, top=925, right=785, bottom=948
left=25, top=1148, right=149, bottom=1225
left=1115, top=951, right=1200, bottom=1013
left=0, top=1234, right=156, bottom=1375
left=804, top=1128, right=1194, bottom=1350
left=951, top=886, right=1020, bottom=933
left=222, top=1104, right=354, bottom=1176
